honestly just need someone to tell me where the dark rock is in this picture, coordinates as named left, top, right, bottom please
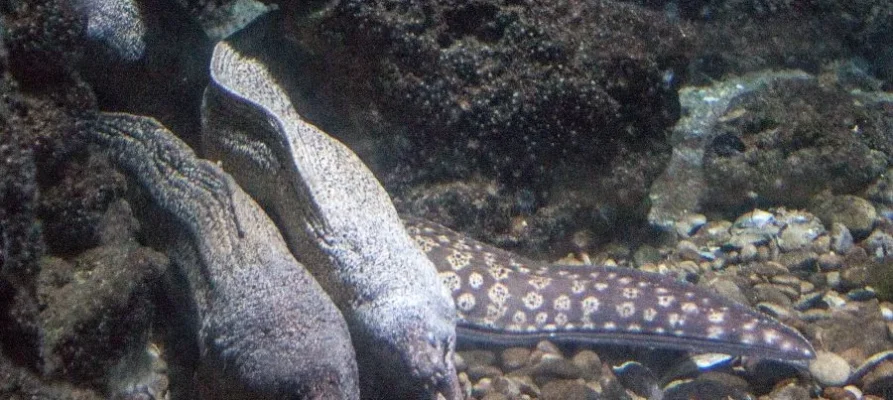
left=38, top=153, right=127, bottom=254
left=702, top=80, right=889, bottom=213
left=3, top=0, right=86, bottom=83
left=282, top=0, right=693, bottom=256
left=36, top=242, right=168, bottom=386
left=0, top=346, right=103, bottom=399
left=681, top=0, right=893, bottom=87
left=811, top=194, right=879, bottom=239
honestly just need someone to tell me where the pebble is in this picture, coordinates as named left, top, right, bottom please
left=778, top=210, right=825, bottom=252
left=818, top=252, right=844, bottom=271
left=488, top=376, right=521, bottom=398
left=534, top=341, right=562, bottom=356
left=757, top=302, right=796, bottom=319
left=830, top=223, right=855, bottom=254
left=812, top=194, right=877, bottom=237
left=502, top=375, right=540, bottom=398
left=699, top=371, right=751, bottom=392
left=740, top=243, right=759, bottom=262
left=454, top=353, right=467, bottom=371
left=734, top=209, right=776, bottom=230
left=676, top=240, right=702, bottom=261
left=529, top=354, right=581, bottom=380
left=467, top=364, right=504, bottom=380
left=633, top=244, right=662, bottom=267
left=501, top=347, right=531, bottom=371
left=693, top=220, right=733, bottom=244
left=777, top=250, right=818, bottom=271
left=472, top=377, right=493, bottom=398
left=458, top=372, right=473, bottom=398
left=753, top=284, right=794, bottom=307
left=810, top=234, right=831, bottom=253
left=840, top=265, right=870, bottom=289
left=865, top=168, right=893, bottom=204
left=848, top=287, right=877, bottom=301
left=767, top=382, right=811, bottom=400
left=707, top=277, right=751, bottom=305
left=540, top=379, right=597, bottom=400
left=664, top=378, right=750, bottom=400
left=823, top=386, right=859, bottom=400
left=793, top=291, right=825, bottom=311
left=801, top=308, right=833, bottom=321
left=676, top=212, right=707, bottom=237
left=570, top=350, right=601, bottom=381
left=822, top=290, right=849, bottom=308
left=460, top=350, right=496, bottom=367
left=863, top=229, right=893, bottom=259
left=809, top=351, right=852, bottom=387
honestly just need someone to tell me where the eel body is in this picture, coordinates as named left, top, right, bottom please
left=90, top=113, right=359, bottom=399
left=405, top=216, right=816, bottom=361
left=201, top=25, right=460, bottom=400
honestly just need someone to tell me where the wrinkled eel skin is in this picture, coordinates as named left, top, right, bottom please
left=90, top=113, right=360, bottom=399
left=201, top=28, right=460, bottom=400
left=75, top=0, right=147, bottom=60
left=405, top=216, right=816, bottom=361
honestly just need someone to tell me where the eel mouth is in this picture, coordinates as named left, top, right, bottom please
left=410, top=328, right=461, bottom=400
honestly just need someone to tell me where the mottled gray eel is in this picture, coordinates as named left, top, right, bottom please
left=200, top=21, right=814, bottom=374
left=89, top=113, right=360, bottom=399
left=202, top=36, right=461, bottom=399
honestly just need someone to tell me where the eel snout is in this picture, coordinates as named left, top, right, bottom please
left=403, top=320, right=461, bottom=400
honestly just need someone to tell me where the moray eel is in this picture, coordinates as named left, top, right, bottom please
left=75, top=0, right=147, bottom=61
left=90, top=113, right=360, bottom=399
left=405, top=216, right=816, bottom=361
left=201, top=23, right=460, bottom=400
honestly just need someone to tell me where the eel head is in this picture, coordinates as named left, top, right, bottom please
left=354, top=300, right=461, bottom=400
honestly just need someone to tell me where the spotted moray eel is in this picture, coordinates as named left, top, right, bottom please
left=405, top=216, right=816, bottom=361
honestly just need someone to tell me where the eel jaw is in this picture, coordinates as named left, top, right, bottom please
left=354, top=303, right=461, bottom=400
left=415, top=330, right=461, bottom=400
left=399, top=320, right=461, bottom=400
